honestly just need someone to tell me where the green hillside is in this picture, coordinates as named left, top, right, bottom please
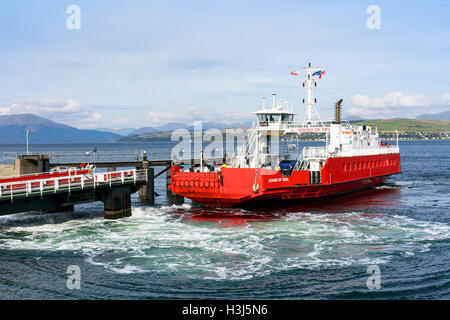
left=354, top=118, right=450, bottom=133
left=118, top=131, right=173, bottom=142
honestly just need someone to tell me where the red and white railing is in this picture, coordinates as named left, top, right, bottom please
left=0, top=169, right=148, bottom=201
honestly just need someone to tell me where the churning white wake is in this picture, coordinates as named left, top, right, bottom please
left=0, top=205, right=449, bottom=280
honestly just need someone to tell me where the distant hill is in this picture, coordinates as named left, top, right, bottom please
left=117, top=128, right=249, bottom=143
left=0, top=114, right=122, bottom=144
left=354, top=118, right=450, bottom=133
left=416, top=111, right=450, bottom=120
left=127, top=126, right=161, bottom=136
left=119, top=131, right=173, bottom=142
left=187, top=121, right=252, bottom=131
left=157, top=122, right=191, bottom=132
left=118, top=125, right=252, bottom=142
left=95, top=127, right=135, bottom=136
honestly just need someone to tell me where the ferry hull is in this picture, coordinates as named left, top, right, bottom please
left=170, top=153, right=401, bottom=208
left=187, top=175, right=389, bottom=207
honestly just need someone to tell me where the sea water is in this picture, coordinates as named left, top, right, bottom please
left=0, top=141, right=448, bottom=299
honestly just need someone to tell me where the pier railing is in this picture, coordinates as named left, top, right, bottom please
left=2, top=150, right=149, bottom=164
left=0, top=168, right=148, bottom=201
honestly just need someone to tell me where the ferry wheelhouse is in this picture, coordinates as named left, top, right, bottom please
left=169, top=64, right=401, bottom=207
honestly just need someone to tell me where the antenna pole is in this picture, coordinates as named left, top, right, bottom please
left=306, top=71, right=313, bottom=125
left=299, top=63, right=325, bottom=127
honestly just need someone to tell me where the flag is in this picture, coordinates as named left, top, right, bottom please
left=290, top=71, right=299, bottom=76
left=312, top=70, right=326, bottom=79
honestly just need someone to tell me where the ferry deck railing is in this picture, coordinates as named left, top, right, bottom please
left=294, top=145, right=400, bottom=170
left=335, top=146, right=400, bottom=157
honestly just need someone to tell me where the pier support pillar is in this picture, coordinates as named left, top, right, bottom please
left=139, top=161, right=154, bottom=204
left=37, top=156, right=50, bottom=173
left=103, top=185, right=132, bottom=219
left=166, top=166, right=184, bottom=205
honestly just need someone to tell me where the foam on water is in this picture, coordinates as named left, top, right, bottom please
left=0, top=205, right=449, bottom=281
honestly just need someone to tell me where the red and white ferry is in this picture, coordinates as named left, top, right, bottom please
left=169, top=64, right=401, bottom=208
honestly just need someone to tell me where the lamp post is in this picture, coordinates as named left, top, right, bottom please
left=26, top=130, right=31, bottom=155
left=93, top=147, right=97, bottom=163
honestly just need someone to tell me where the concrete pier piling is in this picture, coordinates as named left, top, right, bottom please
left=103, top=185, right=132, bottom=219
left=139, top=161, right=155, bottom=204
left=37, top=156, right=50, bottom=174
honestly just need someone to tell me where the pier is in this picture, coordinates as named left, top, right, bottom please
left=0, top=150, right=223, bottom=219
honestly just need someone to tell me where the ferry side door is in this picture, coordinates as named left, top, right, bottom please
left=309, top=161, right=321, bottom=184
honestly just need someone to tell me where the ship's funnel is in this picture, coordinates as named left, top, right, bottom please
left=335, top=99, right=343, bottom=124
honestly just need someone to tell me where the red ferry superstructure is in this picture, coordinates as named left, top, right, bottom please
left=169, top=64, right=401, bottom=208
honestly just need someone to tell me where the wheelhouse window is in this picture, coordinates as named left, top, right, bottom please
left=281, top=114, right=294, bottom=122
left=269, top=114, right=281, bottom=122
left=257, top=114, right=268, bottom=122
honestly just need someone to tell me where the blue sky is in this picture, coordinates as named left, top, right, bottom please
left=0, top=0, right=449, bottom=129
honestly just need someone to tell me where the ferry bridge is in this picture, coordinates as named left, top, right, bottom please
left=0, top=150, right=225, bottom=219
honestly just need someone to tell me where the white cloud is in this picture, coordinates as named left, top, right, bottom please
left=0, top=98, right=82, bottom=116
left=110, top=117, right=130, bottom=126
left=147, top=111, right=180, bottom=124
left=84, top=112, right=103, bottom=123
left=147, top=106, right=253, bottom=125
left=348, top=107, right=390, bottom=117
left=350, top=92, right=450, bottom=118
left=441, top=93, right=450, bottom=105
left=352, top=92, right=430, bottom=109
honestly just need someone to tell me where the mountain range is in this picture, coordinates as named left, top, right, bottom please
left=416, top=111, right=450, bottom=120
left=95, top=127, right=136, bottom=136
left=0, top=114, right=121, bottom=144
left=1, top=111, right=449, bottom=144
left=125, top=121, right=251, bottom=137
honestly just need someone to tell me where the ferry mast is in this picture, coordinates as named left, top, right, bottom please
left=299, top=63, right=325, bottom=127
